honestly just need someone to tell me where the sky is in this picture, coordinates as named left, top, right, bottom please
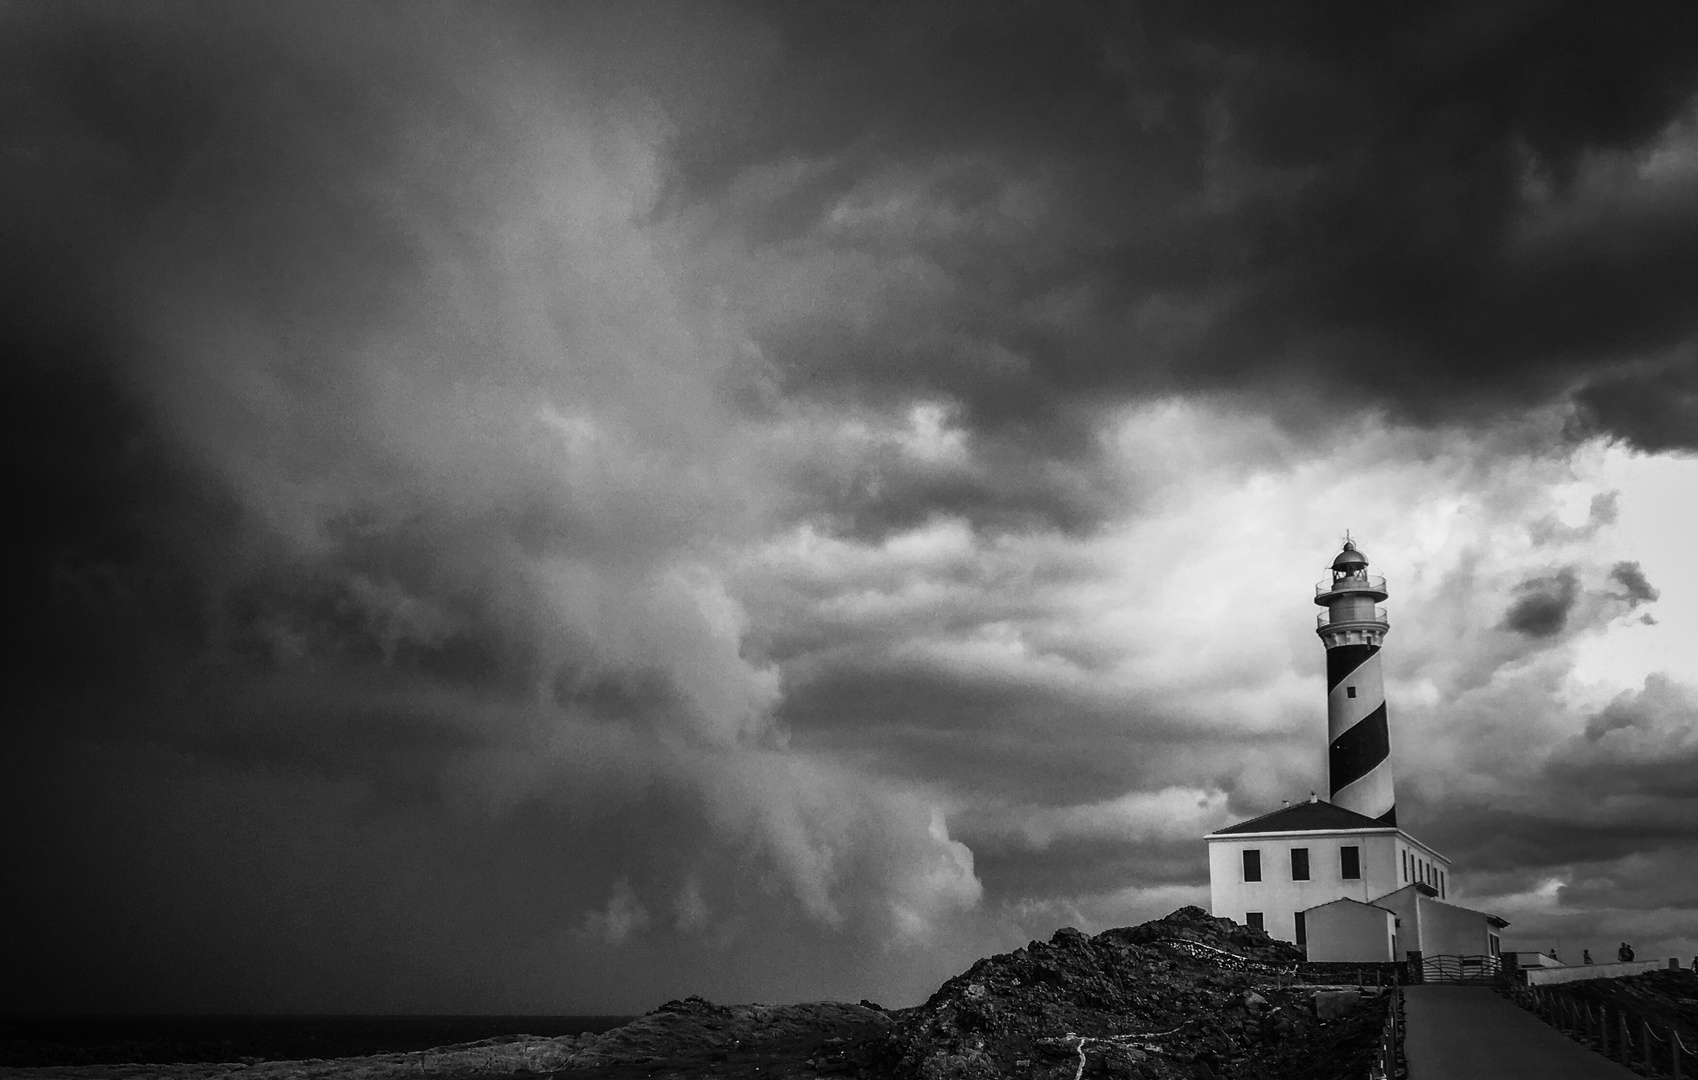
left=6, top=1, right=1698, bottom=1014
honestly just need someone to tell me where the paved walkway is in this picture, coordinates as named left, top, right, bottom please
left=1403, top=985, right=1639, bottom=1078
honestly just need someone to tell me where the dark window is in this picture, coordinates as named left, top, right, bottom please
left=1246, top=912, right=1264, bottom=931
left=1440, top=870, right=1446, bottom=898
left=1243, top=849, right=1262, bottom=881
left=1402, top=850, right=1409, bottom=882
left=1291, top=847, right=1310, bottom=880
left=1340, top=845, right=1361, bottom=880
left=1295, top=911, right=1306, bottom=947
left=1346, top=686, right=1357, bottom=698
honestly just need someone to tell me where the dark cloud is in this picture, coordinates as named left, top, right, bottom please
left=1423, top=804, right=1695, bottom=877
left=6, top=1, right=1696, bottom=1012
left=780, top=417, right=1123, bottom=541
left=676, top=1, right=1698, bottom=464
left=971, top=837, right=1208, bottom=903
left=1502, top=566, right=1580, bottom=637
left=781, top=665, right=1233, bottom=804
left=1573, top=353, right=1698, bottom=453
left=1608, top=560, right=1661, bottom=606
left=3, top=3, right=997, bottom=1011
left=1556, top=675, right=1698, bottom=799
left=1392, top=675, right=1698, bottom=959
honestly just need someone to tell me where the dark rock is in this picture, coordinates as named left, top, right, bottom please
left=5, top=910, right=1389, bottom=1080
left=1311, top=990, right=1360, bottom=1020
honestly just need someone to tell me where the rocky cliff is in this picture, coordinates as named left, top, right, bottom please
left=9, top=908, right=1388, bottom=1080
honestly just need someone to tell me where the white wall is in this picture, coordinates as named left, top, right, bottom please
left=1393, top=838, right=1453, bottom=899
left=1513, top=951, right=1564, bottom=968
left=1527, top=961, right=1665, bottom=985
left=1372, top=885, right=1502, bottom=959
left=1207, top=824, right=1458, bottom=945
left=1416, top=895, right=1495, bottom=956
left=1305, top=902, right=1396, bottom=962
left=1208, top=831, right=1399, bottom=944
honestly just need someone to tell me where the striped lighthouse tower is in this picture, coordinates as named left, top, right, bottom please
left=1314, top=539, right=1396, bottom=824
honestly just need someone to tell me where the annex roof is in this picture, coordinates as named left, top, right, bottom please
left=1373, top=883, right=1509, bottom=928
left=1302, top=896, right=1397, bottom=916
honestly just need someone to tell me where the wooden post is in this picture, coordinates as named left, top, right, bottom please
left=1643, top=1020, right=1653, bottom=1075
left=1673, top=1023, right=1682, bottom=1080
left=1620, top=1008, right=1630, bottom=1065
left=1600, top=1004, right=1608, bottom=1057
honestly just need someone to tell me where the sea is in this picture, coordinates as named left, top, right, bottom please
left=0, top=1015, right=636, bottom=1069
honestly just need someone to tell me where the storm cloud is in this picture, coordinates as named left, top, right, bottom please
left=1610, top=560, right=1661, bottom=606
left=1504, top=568, right=1582, bottom=638
left=6, top=2, right=1697, bottom=1012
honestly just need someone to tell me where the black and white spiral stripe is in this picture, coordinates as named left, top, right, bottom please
left=1326, top=642, right=1396, bottom=825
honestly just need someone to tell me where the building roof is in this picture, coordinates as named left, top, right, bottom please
left=1373, top=883, right=1510, bottom=929
left=1303, top=896, right=1397, bottom=916
left=1208, top=799, right=1394, bottom=836
left=1331, top=540, right=1370, bottom=571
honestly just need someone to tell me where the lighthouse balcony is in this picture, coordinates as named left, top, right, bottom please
left=1314, top=575, right=1387, bottom=602
left=1317, top=606, right=1388, bottom=630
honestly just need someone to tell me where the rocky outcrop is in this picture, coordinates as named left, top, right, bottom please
left=7, top=909, right=1388, bottom=1080
left=862, top=907, right=1377, bottom=1079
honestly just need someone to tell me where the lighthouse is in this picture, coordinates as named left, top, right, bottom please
left=1314, top=540, right=1395, bottom=824
left=1204, top=540, right=1509, bottom=962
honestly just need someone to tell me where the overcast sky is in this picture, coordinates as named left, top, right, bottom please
left=7, top=1, right=1698, bottom=1014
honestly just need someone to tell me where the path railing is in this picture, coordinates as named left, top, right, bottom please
left=1508, top=981, right=1694, bottom=1078
left=1419, top=953, right=1501, bottom=985
left=1368, top=979, right=1405, bottom=1080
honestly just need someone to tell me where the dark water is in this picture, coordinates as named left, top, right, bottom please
left=0, top=1014, right=636, bottom=1068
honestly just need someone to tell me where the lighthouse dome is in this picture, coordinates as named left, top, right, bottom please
left=1331, top=541, right=1369, bottom=571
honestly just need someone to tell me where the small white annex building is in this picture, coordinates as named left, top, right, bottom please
left=1374, top=884, right=1508, bottom=959
left=1302, top=898, right=1396, bottom=962
left=1206, top=542, right=1507, bottom=963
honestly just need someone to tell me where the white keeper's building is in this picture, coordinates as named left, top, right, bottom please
left=1205, top=541, right=1507, bottom=963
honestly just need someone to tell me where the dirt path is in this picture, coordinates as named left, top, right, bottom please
left=1403, top=985, right=1639, bottom=1079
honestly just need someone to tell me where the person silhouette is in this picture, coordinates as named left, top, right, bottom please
left=1583, top=949, right=1593, bottom=964
left=1617, top=942, right=1634, bottom=962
